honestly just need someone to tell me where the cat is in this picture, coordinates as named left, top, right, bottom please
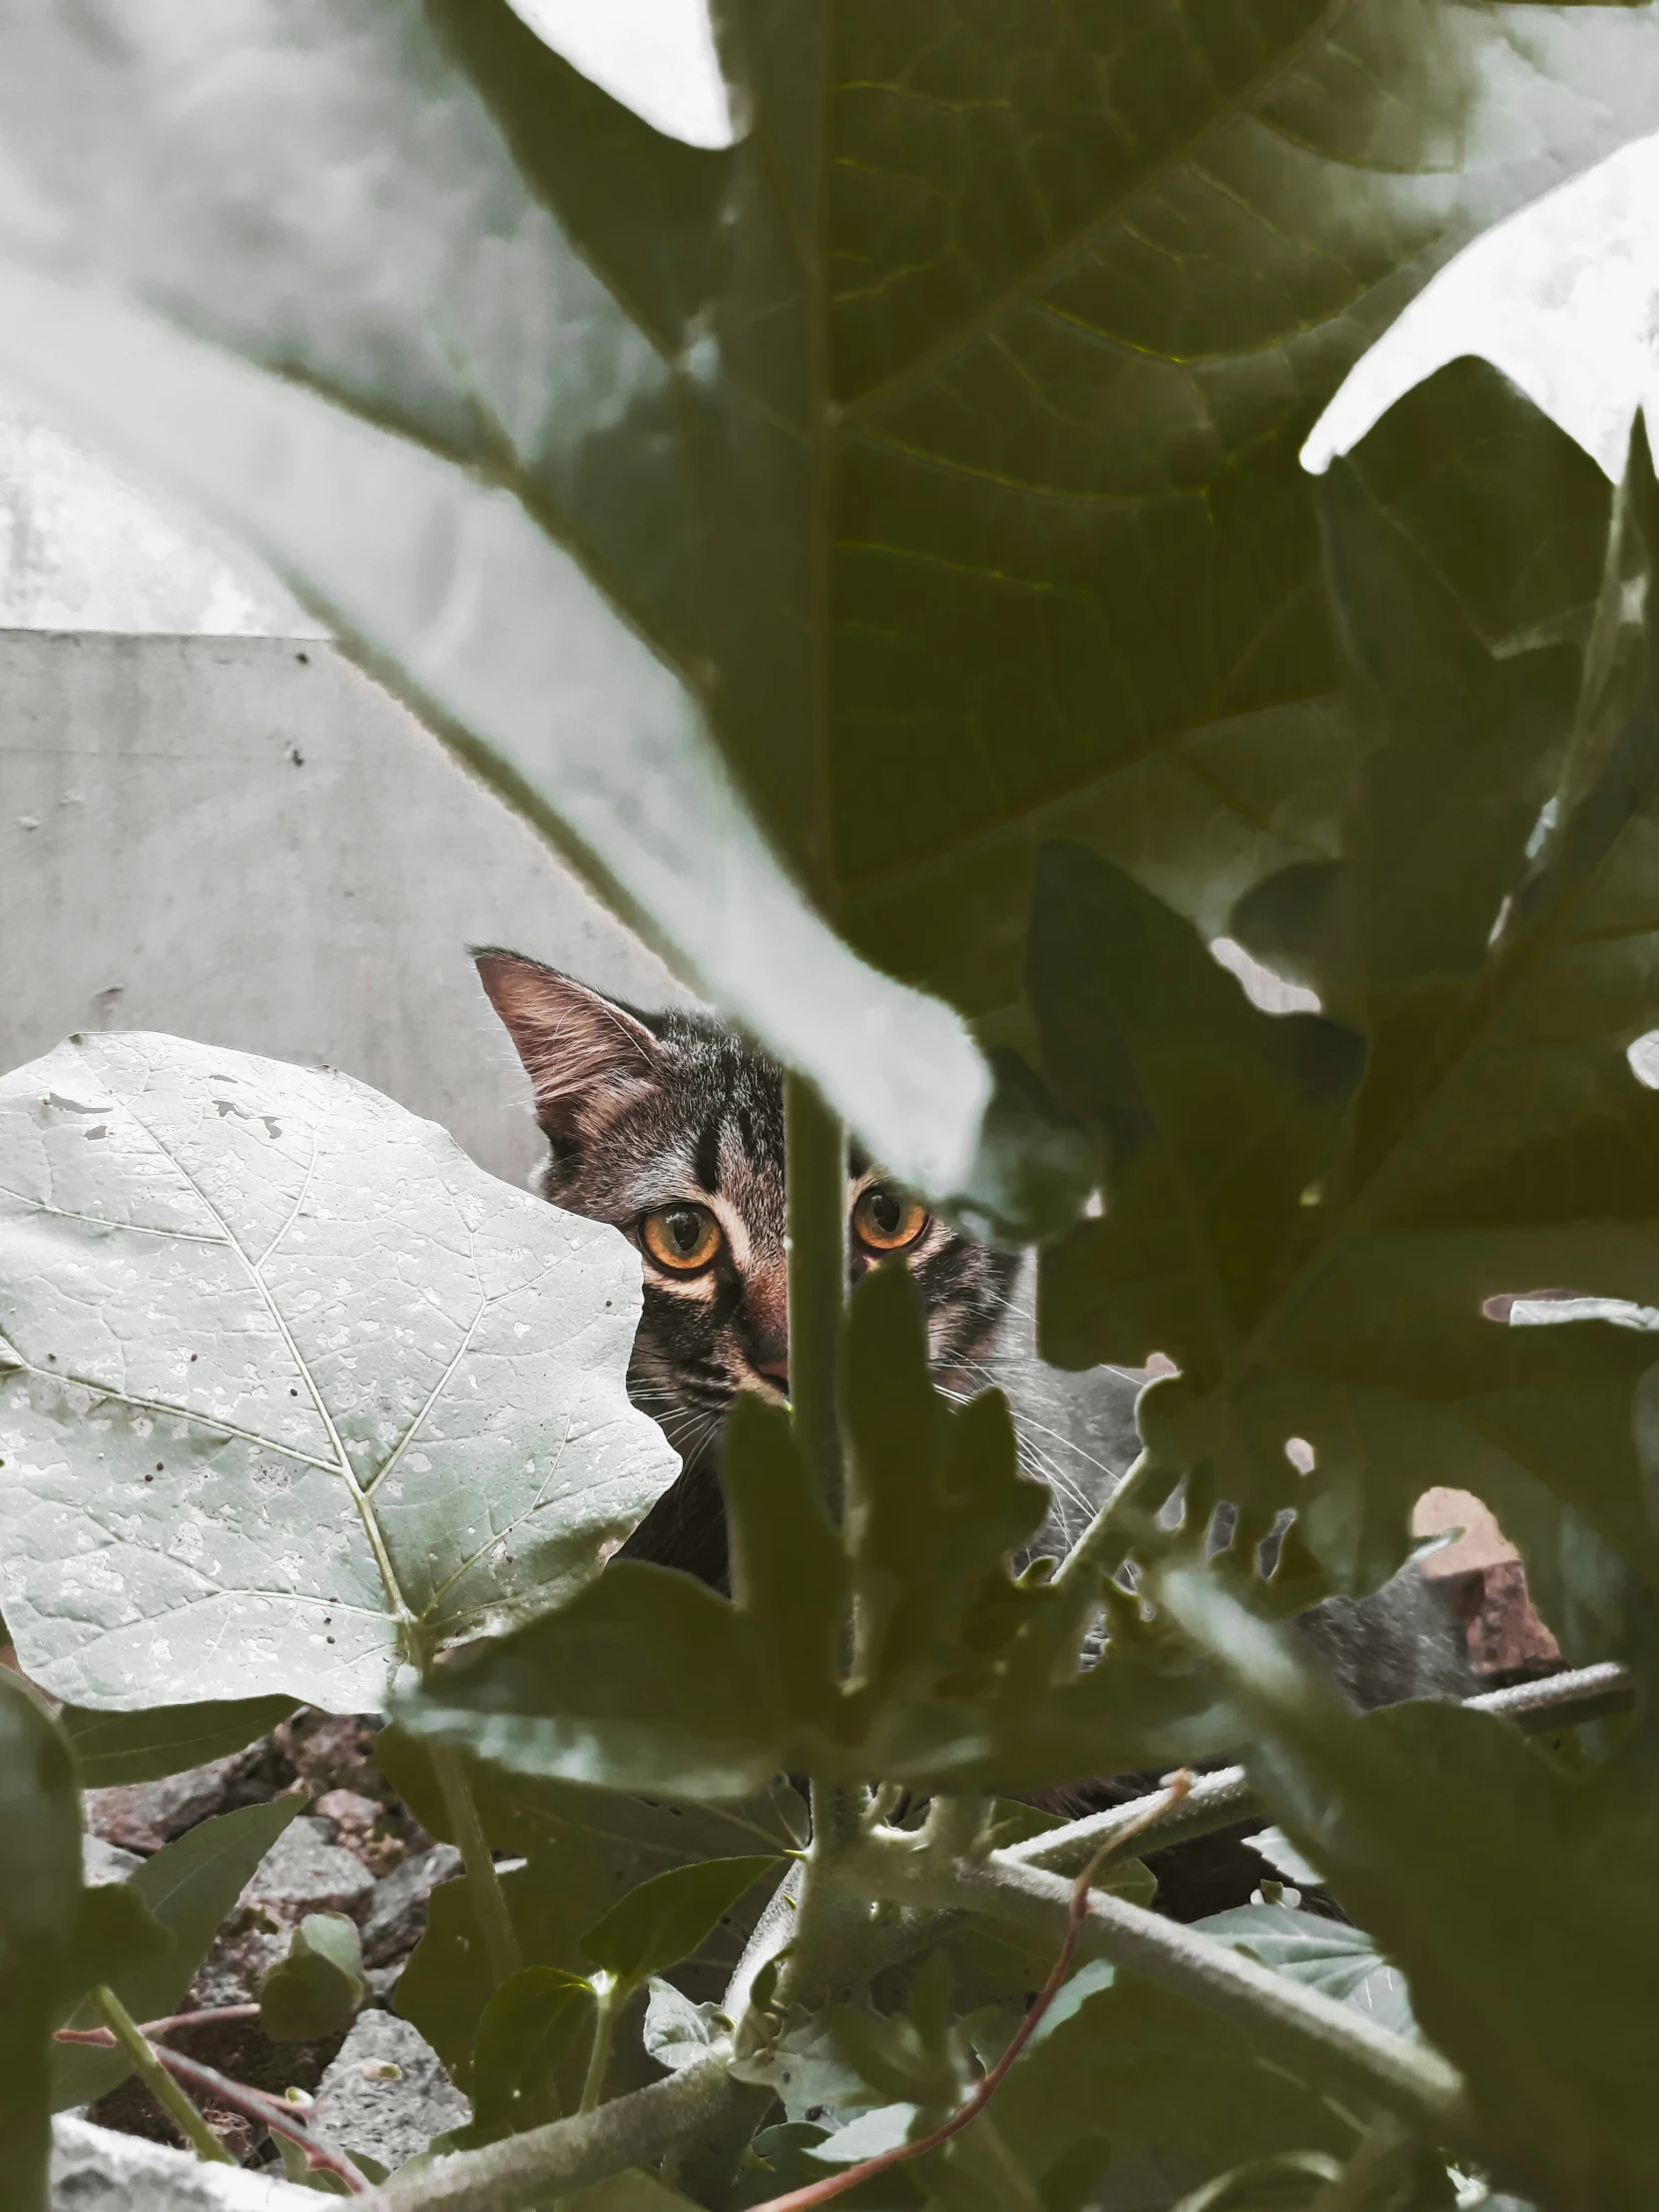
left=477, top=948, right=1482, bottom=1915
left=475, top=949, right=1020, bottom=1587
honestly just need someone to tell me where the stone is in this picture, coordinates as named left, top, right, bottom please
left=83, top=1750, right=272, bottom=1856
left=310, top=1786, right=404, bottom=1875
left=309, top=2010, right=471, bottom=2177
left=360, top=1842, right=463, bottom=1968
left=82, top=1833, right=142, bottom=1886
left=187, top=1816, right=377, bottom=2010
left=52, top=2113, right=313, bottom=2208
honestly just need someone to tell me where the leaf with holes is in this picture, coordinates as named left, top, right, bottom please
left=0, top=1031, right=678, bottom=1711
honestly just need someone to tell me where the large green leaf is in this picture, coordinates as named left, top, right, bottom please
left=0, top=6, right=1653, bottom=1204
left=0, top=1032, right=677, bottom=1709
left=1168, top=1570, right=1659, bottom=2208
left=580, top=1857, right=784, bottom=1988
left=58, top=1697, right=299, bottom=1789
left=51, top=1794, right=302, bottom=2109
left=1035, top=377, right=1659, bottom=1620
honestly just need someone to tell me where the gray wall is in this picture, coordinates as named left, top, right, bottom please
left=0, top=630, right=687, bottom=1186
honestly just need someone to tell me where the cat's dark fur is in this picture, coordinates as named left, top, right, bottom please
left=477, top=950, right=1018, bottom=1585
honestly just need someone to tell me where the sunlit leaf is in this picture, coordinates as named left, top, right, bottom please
left=0, top=1033, right=677, bottom=1709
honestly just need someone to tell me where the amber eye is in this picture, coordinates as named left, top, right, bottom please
left=640, top=1203, right=724, bottom=1273
left=852, top=1184, right=929, bottom=1253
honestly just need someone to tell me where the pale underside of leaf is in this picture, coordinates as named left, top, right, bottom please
left=0, top=1032, right=677, bottom=1710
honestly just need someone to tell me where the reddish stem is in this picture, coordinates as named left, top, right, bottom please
left=55, top=2002, right=262, bottom=2046
left=744, top=1773, right=1193, bottom=2212
left=53, top=2017, right=370, bottom=2193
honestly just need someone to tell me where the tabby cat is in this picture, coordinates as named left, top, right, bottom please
left=476, top=949, right=1018, bottom=1586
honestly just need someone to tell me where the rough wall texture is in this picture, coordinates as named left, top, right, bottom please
left=0, top=630, right=687, bottom=1186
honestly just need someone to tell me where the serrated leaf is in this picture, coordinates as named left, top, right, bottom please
left=581, top=1857, right=783, bottom=1988
left=1037, top=380, right=1659, bottom=1616
left=51, top=1795, right=301, bottom=2109
left=0, top=1032, right=677, bottom=1710
left=1166, top=1566, right=1659, bottom=2206
left=58, top=1697, right=298, bottom=1789
left=260, top=1912, right=367, bottom=2042
left=0, top=7, right=1653, bottom=1219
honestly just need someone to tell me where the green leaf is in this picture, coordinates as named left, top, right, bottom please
left=1167, top=1569, right=1659, bottom=2207
left=445, top=1965, right=590, bottom=2145
left=52, top=1795, right=301, bottom=2109
left=0, top=1674, right=85, bottom=2211
left=0, top=9, right=1653, bottom=1212
left=58, top=1698, right=299, bottom=1789
left=1037, top=380, right=1659, bottom=1616
left=260, top=1913, right=367, bottom=2042
left=1194, top=1906, right=1414, bottom=2041
left=564, top=2171, right=705, bottom=2212
left=0, top=1033, right=677, bottom=1709
left=581, top=1857, right=784, bottom=1988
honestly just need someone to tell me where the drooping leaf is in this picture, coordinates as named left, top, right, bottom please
left=1037, top=380, right=1659, bottom=1618
left=0, top=1033, right=677, bottom=1710
left=260, top=1912, right=367, bottom=2042
left=1167, top=1568, right=1659, bottom=2209
left=59, top=1697, right=298, bottom=1789
left=52, top=1795, right=301, bottom=2109
left=0, top=7, right=1654, bottom=1213
left=581, top=1858, right=785, bottom=1989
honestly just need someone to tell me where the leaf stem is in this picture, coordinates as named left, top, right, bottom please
left=785, top=1072, right=845, bottom=1527
left=90, top=1984, right=234, bottom=2167
left=578, top=1975, right=620, bottom=2115
left=429, top=1741, right=521, bottom=1988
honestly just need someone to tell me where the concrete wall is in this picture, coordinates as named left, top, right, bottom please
left=0, top=630, right=687, bottom=1186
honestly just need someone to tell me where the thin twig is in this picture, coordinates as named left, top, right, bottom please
left=55, top=2001, right=262, bottom=2046
left=736, top=1776, right=1194, bottom=2212
left=91, top=1984, right=235, bottom=2167
left=1002, top=1659, right=1635, bottom=1877
left=56, top=2015, right=371, bottom=2193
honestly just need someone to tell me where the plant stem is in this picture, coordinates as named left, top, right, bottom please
left=369, top=2051, right=740, bottom=2212
left=1000, top=1659, right=1633, bottom=1878
left=578, top=1976, right=620, bottom=2114
left=430, top=1740, right=521, bottom=1987
left=1052, top=1445, right=1177, bottom=1591
left=90, top=1984, right=234, bottom=2167
left=785, top=1071, right=845, bottom=1526
left=860, top=1838, right=1475, bottom=2153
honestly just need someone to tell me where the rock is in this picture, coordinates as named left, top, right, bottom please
left=82, top=1833, right=142, bottom=1886
left=310, top=1787, right=405, bottom=1875
left=310, top=2010, right=471, bottom=2176
left=361, top=1843, right=463, bottom=1968
left=188, top=1817, right=377, bottom=2010
left=52, top=2113, right=313, bottom=2207
left=83, top=1749, right=274, bottom=1855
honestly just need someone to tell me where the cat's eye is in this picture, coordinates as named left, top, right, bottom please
left=852, top=1184, right=929, bottom=1253
left=640, top=1203, right=724, bottom=1272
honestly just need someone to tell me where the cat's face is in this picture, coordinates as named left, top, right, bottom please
left=477, top=951, right=1017, bottom=1472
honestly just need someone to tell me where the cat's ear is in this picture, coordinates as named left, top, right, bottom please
left=474, top=950, right=661, bottom=1140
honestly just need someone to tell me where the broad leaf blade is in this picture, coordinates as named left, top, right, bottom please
left=260, top=1912, right=367, bottom=2042
left=59, top=1697, right=298, bottom=1789
left=52, top=1795, right=301, bottom=2109
left=0, top=0, right=1653, bottom=1194
left=0, top=1032, right=677, bottom=1709
left=581, top=1857, right=784, bottom=1987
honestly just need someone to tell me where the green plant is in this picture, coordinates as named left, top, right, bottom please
left=3, top=7, right=1659, bottom=2210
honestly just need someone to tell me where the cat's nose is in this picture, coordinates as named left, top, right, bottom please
left=753, top=1354, right=790, bottom=1394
